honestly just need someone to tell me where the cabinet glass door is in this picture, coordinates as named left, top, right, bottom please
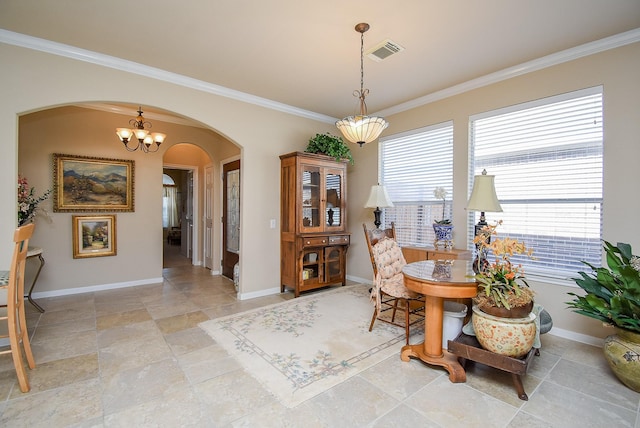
left=301, top=165, right=321, bottom=230
left=324, top=246, right=343, bottom=282
left=325, top=172, right=342, bottom=228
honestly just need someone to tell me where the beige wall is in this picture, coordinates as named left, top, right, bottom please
left=3, top=39, right=638, bottom=342
left=1, top=42, right=335, bottom=299
left=347, top=42, right=640, bottom=342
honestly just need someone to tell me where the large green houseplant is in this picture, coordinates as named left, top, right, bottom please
left=305, top=133, right=354, bottom=164
left=567, top=241, right=640, bottom=333
left=567, top=241, right=640, bottom=392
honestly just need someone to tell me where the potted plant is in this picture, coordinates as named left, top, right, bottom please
left=567, top=241, right=640, bottom=392
left=471, top=221, right=537, bottom=357
left=305, top=133, right=354, bottom=165
left=432, top=187, right=453, bottom=249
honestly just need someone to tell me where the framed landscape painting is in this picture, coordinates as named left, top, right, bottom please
left=72, top=215, right=117, bottom=258
left=53, top=154, right=134, bottom=212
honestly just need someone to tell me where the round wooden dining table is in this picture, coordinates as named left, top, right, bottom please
left=400, top=260, right=477, bottom=382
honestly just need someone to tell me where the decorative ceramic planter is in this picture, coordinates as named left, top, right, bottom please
left=432, top=224, right=453, bottom=250
left=471, top=305, right=536, bottom=358
left=603, top=328, right=640, bottom=392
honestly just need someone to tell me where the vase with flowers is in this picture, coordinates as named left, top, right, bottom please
left=18, top=175, right=51, bottom=226
left=432, top=186, right=453, bottom=249
left=471, top=221, right=537, bottom=357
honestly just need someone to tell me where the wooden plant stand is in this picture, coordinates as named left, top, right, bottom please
left=447, top=333, right=537, bottom=400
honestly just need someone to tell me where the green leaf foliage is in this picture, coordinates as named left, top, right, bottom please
left=567, top=241, right=640, bottom=333
left=305, top=133, right=354, bottom=164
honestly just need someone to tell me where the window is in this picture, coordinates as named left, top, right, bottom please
left=162, top=173, right=179, bottom=228
left=379, top=122, right=454, bottom=246
left=470, top=87, right=603, bottom=281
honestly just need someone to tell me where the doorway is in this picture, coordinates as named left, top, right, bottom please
left=162, top=166, right=198, bottom=266
left=222, top=159, right=240, bottom=279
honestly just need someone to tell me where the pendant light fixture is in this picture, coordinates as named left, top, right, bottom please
left=336, top=23, right=389, bottom=147
left=115, top=106, right=166, bottom=153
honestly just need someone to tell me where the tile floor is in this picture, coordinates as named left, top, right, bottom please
left=0, top=244, right=638, bottom=427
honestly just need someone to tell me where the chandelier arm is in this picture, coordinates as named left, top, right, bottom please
left=121, top=140, right=142, bottom=152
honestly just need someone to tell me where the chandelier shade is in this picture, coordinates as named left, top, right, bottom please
left=115, top=107, right=166, bottom=153
left=336, top=115, right=389, bottom=147
left=336, top=23, right=389, bottom=146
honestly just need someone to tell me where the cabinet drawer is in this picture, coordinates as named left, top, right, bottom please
left=328, top=235, right=350, bottom=245
left=302, top=237, right=329, bottom=247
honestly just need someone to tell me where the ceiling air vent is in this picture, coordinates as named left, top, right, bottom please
left=366, top=39, right=404, bottom=62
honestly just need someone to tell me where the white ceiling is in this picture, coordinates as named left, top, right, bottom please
left=1, top=1, right=639, bottom=120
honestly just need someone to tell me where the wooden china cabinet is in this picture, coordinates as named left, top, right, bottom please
left=280, top=152, right=350, bottom=297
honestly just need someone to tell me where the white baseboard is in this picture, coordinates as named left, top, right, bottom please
left=238, top=286, right=281, bottom=301
left=545, top=326, right=604, bottom=348
left=31, top=277, right=164, bottom=299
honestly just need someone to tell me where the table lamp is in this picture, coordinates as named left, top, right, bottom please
left=365, top=184, right=393, bottom=229
left=467, top=169, right=503, bottom=271
left=467, top=169, right=503, bottom=236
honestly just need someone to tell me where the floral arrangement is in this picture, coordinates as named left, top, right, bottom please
left=433, top=186, right=451, bottom=224
left=18, top=175, right=51, bottom=226
left=473, top=221, right=535, bottom=309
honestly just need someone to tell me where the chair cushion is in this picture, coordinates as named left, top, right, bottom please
left=0, top=270, right=8, bottom=286
left=0, top=270, right=7, bottom=306
left=372, top=237, right=406, bottom=280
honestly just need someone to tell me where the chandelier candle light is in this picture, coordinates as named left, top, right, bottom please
left=336, top=23, right=389, bottom=146
left=115, top=106, right=166, bottom=153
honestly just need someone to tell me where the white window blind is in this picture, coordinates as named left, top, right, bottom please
left=379, top=122, right=454, bottom=246
left=470, top=86, right=603, bottom=281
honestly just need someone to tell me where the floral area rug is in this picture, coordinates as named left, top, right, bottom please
left=198, top=284, right=414, bottom=408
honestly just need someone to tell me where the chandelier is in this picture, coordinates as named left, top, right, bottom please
left=336, top=23, right=389, bottom=147
left=115, top=107, right=166, bottom=153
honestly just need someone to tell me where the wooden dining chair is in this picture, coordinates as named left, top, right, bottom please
left=363, top=223, right=425, bottom=344
left=0, top=223, right=36, bottom=392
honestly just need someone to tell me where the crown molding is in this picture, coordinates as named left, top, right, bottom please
left=0, top=29, right=336, bottom=124
left=375, top=27, right=640, bottom=118
left=2, top=27, right=638, bottom=123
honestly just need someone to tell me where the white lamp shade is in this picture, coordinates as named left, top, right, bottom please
left=467, top=173, right=503, bottom=213
left=151, top=132, right=166, bottom=144
left=365, top=185, right=394, bottom=208
left=115, top=128, right=133, bottom=142
left=133, top=128, right=149, bottom=141
left=336, top=115, right=389, bottom=145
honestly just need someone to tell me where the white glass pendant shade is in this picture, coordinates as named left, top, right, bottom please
left=336, top=115, right=389, bottom=146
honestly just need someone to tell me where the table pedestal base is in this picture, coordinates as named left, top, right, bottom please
left=401, top=343, right=467, bottom=382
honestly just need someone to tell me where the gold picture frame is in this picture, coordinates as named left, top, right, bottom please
left=53, top=153, right=134, bottom=212
left=72, top=215, right=117, bottom=259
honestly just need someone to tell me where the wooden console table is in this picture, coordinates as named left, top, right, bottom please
left=401, top=246, right=471, bottom=264
left=400, top=260, right=477, bottom=382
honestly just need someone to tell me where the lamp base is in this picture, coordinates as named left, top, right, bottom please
left=373, top=207, right=382, bottom=229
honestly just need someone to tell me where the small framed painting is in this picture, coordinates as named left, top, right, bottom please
left=72, top=215, right=117, bottom=259
left=53, top=153, right=134, bottom=212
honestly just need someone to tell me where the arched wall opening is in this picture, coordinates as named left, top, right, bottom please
left=17, top=104, right=240, bottom=297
